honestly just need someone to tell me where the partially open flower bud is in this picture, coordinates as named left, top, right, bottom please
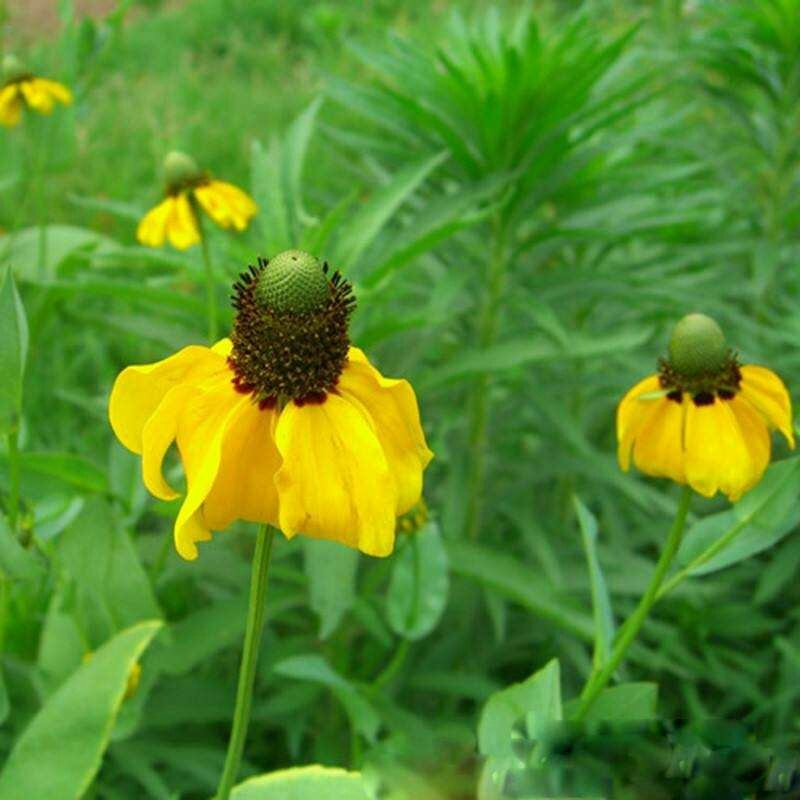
left=163, top=150, right=203, bottom=192
left=668, top=313, right=728, bottom=377
left=2, top=54, right=28, bottom=83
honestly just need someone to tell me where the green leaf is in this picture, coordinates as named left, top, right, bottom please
left=333, top=151, right=448, bottom=272
left=573, top=496, right=615, bottom=668
left=273, top=655, right=380, bottom=741
left=0, top=620, right=162, bottom=800
left=0, top=515, right=43, bottom=581
left=570, top=682, right=658, bottom=722
left=231, top=766, right=370, bottom=800
left=16, top=451, right=108, bottom=494
left=303, top=539, right=359, bottom=640
left=0, top=666, right=9, bottom=726
left=478, top=659, right=561, bottom=758
left=283, top=98, right=323, bottom=230
left=251, top=138, right=291, bottom=254
left=386, top=523, right=449, bottom=640
left=0, top=268, right=28, bottom=434
left=676, top=458, right=800, bottom=577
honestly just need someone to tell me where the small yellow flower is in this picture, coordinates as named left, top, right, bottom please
left=109, top=250, right=432, bottom=560
left=0, top=56, right=72, bottom=127
left=618, top=313, right=794, bottom=501
left=137, top=150, right=257, bottom=251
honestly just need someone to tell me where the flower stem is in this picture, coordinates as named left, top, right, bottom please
left=215, top=524, right=277, bottom=800
left=197, top=217, right=219, bottom=343
left=6, top=427, right=20, bottom=533
left=463, top=214, right=508, bottom=540
left=575, top=486, right=692, bottom=720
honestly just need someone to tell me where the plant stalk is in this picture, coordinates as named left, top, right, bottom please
left=197, top=213, right=219, bottom=342
left=6, top=427, right=20, bottom=533
left=463, top=215, right=508, bottom=540
left=575, top=486, right=692, bottom=719
left=214, top=524, right=276, bottom=800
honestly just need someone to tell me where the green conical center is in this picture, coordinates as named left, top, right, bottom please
left=163, top=150, right=203, bottom=191
left=2, top=55, right=28, bottom=83
left=254, top=249, right=330, bottom=314
left=668, top=312, right=728, bottom=377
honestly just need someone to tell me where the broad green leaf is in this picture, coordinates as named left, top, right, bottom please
left=0, top=619, right=162, bottom=800
left=37, top=587, right=86, bottom=692
left=333, top=151, right=448, bottom=272
left=386, top=523, right=449, bottom=640
left=251, top=138, right=291, bottom=254
left=676, top=458, right=800, bottom=577
left=0, top=268, right=28, bottom=434
left=273, top=654, right=380, bottom=741
left=16, top=451, right=108, bottom=494
left=478, top=659, right=561, bottom=758
left=569, top=683, right=658, bottom=722
left=573, top=496, right=614, bottom=668
left=447, top=541, right=594, bottom=641
left=303, top=539, right=359, bottom=640
left=231, top=766, right=370, bottom=800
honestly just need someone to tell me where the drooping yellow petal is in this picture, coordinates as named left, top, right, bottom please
left=137, top=197, right=175, bottom=248
left=0, top=84, right=22, bottom=126
left=194, top=180, right=257, bottom=232
left=274, top=393, right=397, bottom=556
left=165, top=192, right=201, bottom=250
left=19, top=79, right=55, bottom=113
left=174, top=384, right=245, bottom=559
left=202, top=400, right=281, bottom=530
left=338, top=351, right=432, bottom=514
left=739, top=365, right=794, bottom=448
left=109, top=344, right=230, bottom=454
left=34, top=78, right=72, bottom=105
left=631, top=396, right=686, bottom=484
left=729, top=395, right=770, bottom=495
left=616, top=374, right=662, bottom=470
left=684, top=399, right=754, bottom=500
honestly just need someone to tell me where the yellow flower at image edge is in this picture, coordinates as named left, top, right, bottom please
left=0, top=55, right=72, bottom=127
left=137, top=150, right=257, bottom=250
left=618, top=313, right=794, bottom=501
left=109, top=250, right=433, bottom=559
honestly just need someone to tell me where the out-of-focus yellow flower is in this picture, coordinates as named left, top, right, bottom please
left=137, top=150, right=257, bottom=251
left=618, top=313, right=794, bottom=501
left=0, top=55, right=72, bottom=127
left=109, top=250, right=433, bottom=560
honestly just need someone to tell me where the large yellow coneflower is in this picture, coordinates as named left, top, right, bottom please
left=617, top=313, right=794, bottom=501
left=109, top=249, right=432, bottom=560
left=0, top=55, right=72, bottom=127
left=137, top=150, right=256, bottom=251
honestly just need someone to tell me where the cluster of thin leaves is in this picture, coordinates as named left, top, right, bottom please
left=2, top=1, right=800, bottom=798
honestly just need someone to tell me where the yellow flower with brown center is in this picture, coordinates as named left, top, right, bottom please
left=137, top=151, right=257, bottom=251
left=109, top=250, right=433, bottom=559
left=618, top=313, right=794, bottom=501
left=0, top=55, right=72, bottom=127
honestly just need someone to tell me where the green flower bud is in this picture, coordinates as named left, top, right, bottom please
left=2, top=54, right=27, bottom=83
left=255, top=249, right=330, bottom=314
left=668, top=313, right=728, bottom=377
left=163, top=150, right=202, bottom=189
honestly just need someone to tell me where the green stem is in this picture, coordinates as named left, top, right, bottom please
left=215, top=524, right=276, bottom=800
left=463, top=215, right=508, bottom=540
left=197, top=215, right=218, bottom=343
left=6, top=427, right=20, bottom=533
left=575, top=486, right=692, bottom=720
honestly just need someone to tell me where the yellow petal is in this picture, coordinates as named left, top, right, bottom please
left=109, top=344, right=229, bottom=454
left=684, top=399, right=753, bottom=500
left=337, top=352, right=432, bottom=514
left=729, top=395, right=770, bottom=497
left=274, top=393, right=397, bottom=557
left=174, top=385, right=245, bottom=559
left=203, top=401, right=281, bottom=530
left=137, top=197, right=174, bottom=247
left=739, top=365, right=794, bottom=448
left=194, top=180, right=256, bottom=231
left=20, top=79, right=54, bottom=113
left=616, top=374, right=662, bottom=471
left=631, top=396, right=686, bottom=484
left=35, top=78, right=72, bottom=105
left=166, top=192, right=200, bottom=250
left=0, top=84, right=22, bottom=126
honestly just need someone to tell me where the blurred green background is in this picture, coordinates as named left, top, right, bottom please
left=2, top=0, right=800, bottom=797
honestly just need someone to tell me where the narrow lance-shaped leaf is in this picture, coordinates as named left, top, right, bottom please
left=0, top=268, right=28, bottom=434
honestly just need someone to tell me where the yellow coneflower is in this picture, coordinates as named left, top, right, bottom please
left=0, top=55, right=72, bottom=127
left=618, top=313, right=794, bottom=501
left=109, top=250, right=432, bottom=559
left=137, top=150, right=256, bottom=251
